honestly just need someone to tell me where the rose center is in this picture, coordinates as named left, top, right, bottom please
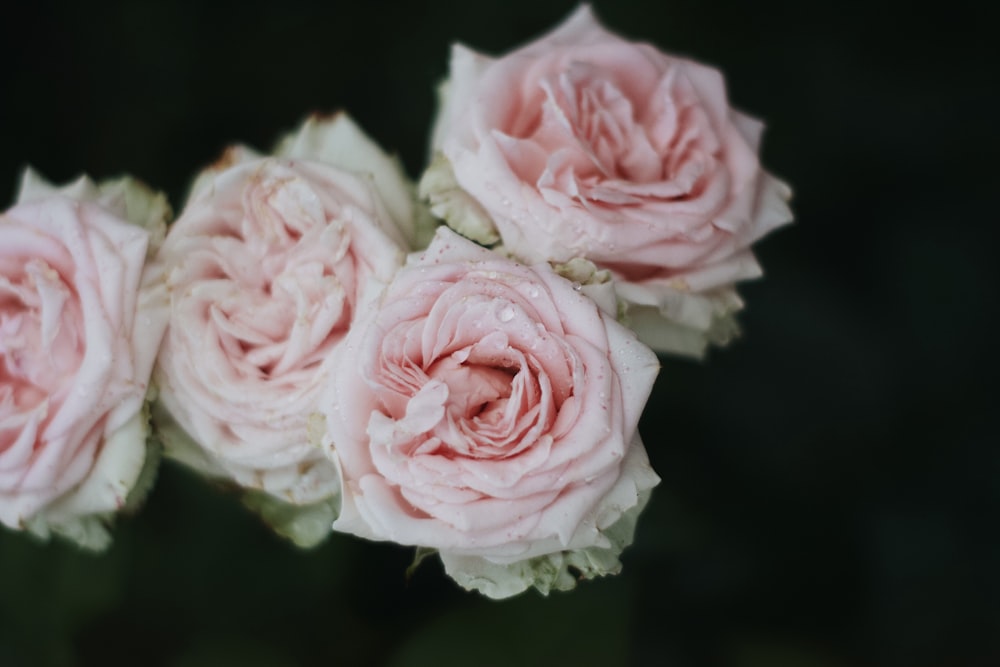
left=498, top=62, right=721, bottom=213
left=426, top=356, right=515, bottom=421
left=419, top=345, right=546, bottom=460
left=0, top=259, right=83, bottom=407
left=189, top=174, right=356, bottom=379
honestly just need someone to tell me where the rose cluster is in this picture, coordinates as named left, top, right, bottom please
left=0, top=7, right=790, bottom=597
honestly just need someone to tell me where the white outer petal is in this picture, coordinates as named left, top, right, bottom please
left=153, top=400, right=230, bottom=480
left=17, top=167, right=99, bottom=204
left=429, top=45, right=494, bottom=153
left=186, top=145, right=264, bottom=204
left=276, top=113, right=418, bottom=247
left=618, top=281, right=745, bottom=358
left=439, top=436, right=659, bottom=597
left=17, top=168, right=171, bottom=255
left=418, top=153, right=498, bottom=245
left=37, top=411, right=148, bottom=522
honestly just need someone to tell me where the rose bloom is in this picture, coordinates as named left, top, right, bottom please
left=154, top=115, right=413, bottom=543
left=0, top=169, right=169, bottom=548
left=323, top=228, right=659, bottom=596
left=422, top=5, right=793, bottom=358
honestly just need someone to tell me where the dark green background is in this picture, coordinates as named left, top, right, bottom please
left=1, top=1, right=995, bottom=665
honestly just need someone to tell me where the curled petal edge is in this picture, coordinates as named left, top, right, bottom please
left=275, top=112, right=433, bottom=250
left=17, top=167, right=171, bottom=257
left=21, top=410, right=156, bottom=551
left=419, top=152, right=497, bottom=245
left=438, top=436, right=659, bottom=598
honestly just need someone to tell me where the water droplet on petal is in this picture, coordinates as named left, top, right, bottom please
left=498, top=306, right=515, bottom=323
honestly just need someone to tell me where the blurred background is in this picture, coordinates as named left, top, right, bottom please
left=1, top=0, right=996, bottom=665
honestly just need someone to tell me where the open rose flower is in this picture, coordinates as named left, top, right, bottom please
left=322, top=228, right=660, bottom=597
left=1, top=169, right=170, bottom=549
left=421, top=5, right=793, bottom=358
left=154, top=114, right=415, bottom=546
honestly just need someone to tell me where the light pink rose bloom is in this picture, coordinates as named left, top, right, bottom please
left=0, top=169, right=170, bottom=549
left=422, top=5, right=793, bottom=358
left=323, top=228, right=660, bottom=597
left=154, top=115, right=412, bottom=546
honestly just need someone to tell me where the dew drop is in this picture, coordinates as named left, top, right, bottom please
left=497, top=306, right=515, bottom=323
left=571, top=282, right=582, bottom=292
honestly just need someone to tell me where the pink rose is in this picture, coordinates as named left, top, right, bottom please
left=323, top=228, right=660, bottom=597
left=154, top=115, right=413, bottom=545
left=422, top=5, right=793, bottom=357
left=0, top=170, right=170, bottom=548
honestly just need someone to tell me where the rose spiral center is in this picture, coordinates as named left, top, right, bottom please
left=499, top=63, right=722, bottom=211
left=0, top=259, right=82, bottom=405
left=1, top=258, right=85, bottom=458
left=174, top=171, right=357, bottom=380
